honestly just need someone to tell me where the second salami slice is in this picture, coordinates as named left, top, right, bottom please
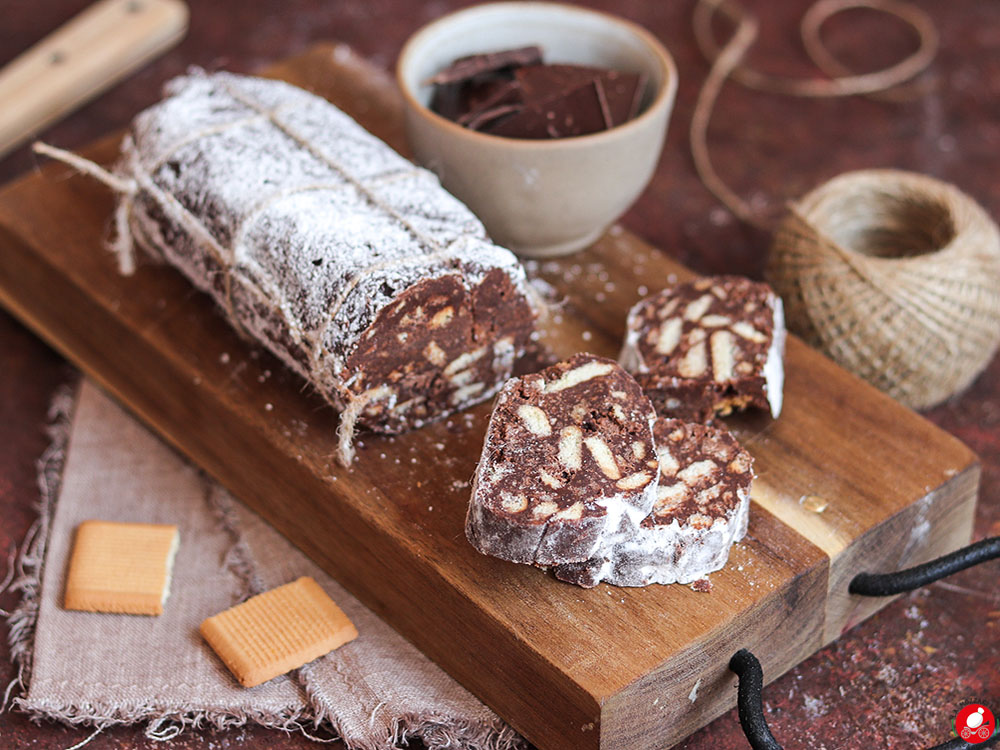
left=620, top=276, right=785, bottom=423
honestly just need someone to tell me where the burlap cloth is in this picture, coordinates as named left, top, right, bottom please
left=4, top=379, right=523, bottom=749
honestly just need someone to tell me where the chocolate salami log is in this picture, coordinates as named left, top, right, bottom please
left=554, top=418, right=753, bottom=587
left=465, top=353, right=659, bottom=567
left=112, top=72, right=537, bottom=463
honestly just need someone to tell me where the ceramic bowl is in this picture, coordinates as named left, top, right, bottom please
left=397, top=1, right=677, bottom=257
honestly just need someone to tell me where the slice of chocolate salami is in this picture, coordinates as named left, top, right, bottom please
left=620, top=276, right=786, bottom=423
left=554, top=418, right=753, bottom=587
left=466, top=353, right=659, bottom=567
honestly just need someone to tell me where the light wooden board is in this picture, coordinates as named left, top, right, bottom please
left=0, top=44, right=979, bottom=750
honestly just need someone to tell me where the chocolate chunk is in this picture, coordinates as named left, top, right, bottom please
left=514, top=65, right=647, bottom=129
left=620, top=276, right=786, bottom=423
left=461, top=103, right=524, bottom=132
left=428, top=46, right=649, bottom=138
left=429, top=81, right=465, bottom=122
left=599, top=70, right=648, bottom=126
left=514, top=63, right=607, bottom=101
left=465, top=353, right=659, bottom=567
left=483, top=80, right=610, bottom=139
left=426, top=45, right=543, bottom=85
left=455, top=79, right=523, bottom=125
left=553, top=418, right=753, bottom=588
left=433, top=76, right=522, bottom=126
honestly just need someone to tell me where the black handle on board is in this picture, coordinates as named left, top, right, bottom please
left=727, top=537, right=1000, bottom=750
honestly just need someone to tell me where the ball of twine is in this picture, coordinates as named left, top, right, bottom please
left=768, top=169, right=1000, bottom=409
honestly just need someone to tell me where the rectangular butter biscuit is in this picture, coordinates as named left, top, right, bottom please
left=64, top=520, right=179, bottom=616
left=200, top=576, right=358, bottom=688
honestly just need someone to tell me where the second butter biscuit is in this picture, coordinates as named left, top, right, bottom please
left=200, top=576, right=358, bottom=688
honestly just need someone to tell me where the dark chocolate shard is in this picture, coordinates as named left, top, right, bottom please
left=514, top=63, right=604, bottom=101
left=483, top=80, right=609, bottom=139
left=462, top=103, right=524, bottom=132
left=429, top=81, right=465, bottom=122
left=593, top=77, right=614, bottom=130
left=628, top=72, right=648, bottom=120
left=434, top=76, right=521, bottom=125
left=515, top=65, right=646, bottom=127
left=598, top=70, right=647, bottom=125
left=426, top=45, right=543, bottom=85
left=456, top=79, right=523, bottom=126
left=457, top=77, right=522, bottom=124
left=479, top=103, right=551, bottom=139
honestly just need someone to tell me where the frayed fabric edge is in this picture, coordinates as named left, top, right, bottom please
left=302, top=678, right=528, bottom=750
left=393, top=713, right=529, bottom=750
left=15, top=696, right=318, bottom=740
left=3, top=383, right=77, bottom=713
left=206, top=486, right=266, bottom=602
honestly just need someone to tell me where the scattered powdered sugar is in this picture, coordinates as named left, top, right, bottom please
left=802, top=694, right=828, bottom=720
left=688, top=678, right=702, bottom=702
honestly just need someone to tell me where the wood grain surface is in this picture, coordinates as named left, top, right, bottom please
left=0, top=43, right=981, bottom=750
left=1, top=3, right=998, bottom=750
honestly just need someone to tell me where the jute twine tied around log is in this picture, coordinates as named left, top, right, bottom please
left=767, top=169, right=1000, bottom=409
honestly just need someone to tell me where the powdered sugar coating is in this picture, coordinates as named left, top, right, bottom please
left=118, top=71, right=535, bottom=451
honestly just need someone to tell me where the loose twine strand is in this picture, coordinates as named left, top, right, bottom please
left=690, top=0, right=939, bottom=229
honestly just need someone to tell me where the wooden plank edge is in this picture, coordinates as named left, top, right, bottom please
left=824, top=461, right=980, bottom=643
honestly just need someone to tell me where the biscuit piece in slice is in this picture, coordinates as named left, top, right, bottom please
left=620, top=276, right=786, bottom=423
left=64, top=520, right=179, bottom=616
left=200, top=576, right=358, bottom=688
left=554, top=418, right=753, bottom=587
left=466, top=352, right=659, bottom=567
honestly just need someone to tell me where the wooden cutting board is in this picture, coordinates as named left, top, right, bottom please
left=0, top=44, right=979, bottom=750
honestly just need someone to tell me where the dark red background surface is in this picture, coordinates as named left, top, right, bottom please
left=1, top=1, right=998, bottom=748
